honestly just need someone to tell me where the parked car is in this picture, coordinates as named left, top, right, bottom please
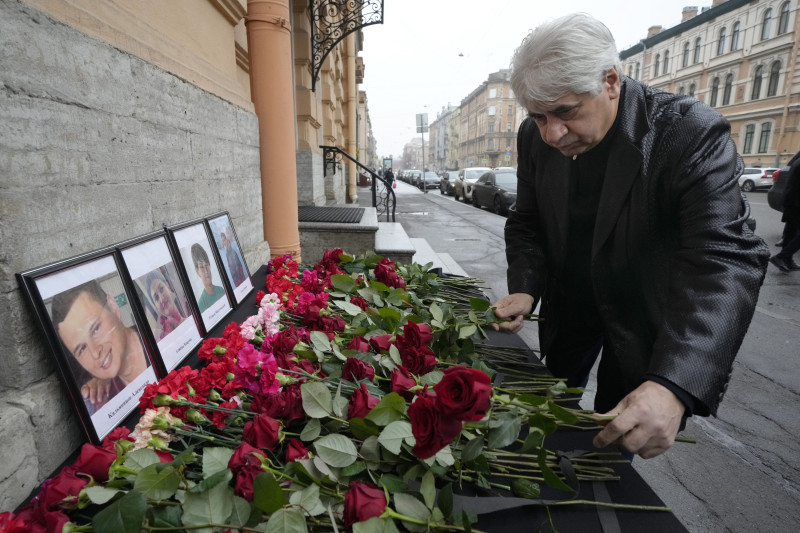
left=453, top=167, right=492, bottom=202
left=739, top=167, right=778, bottom=192
left=439, top=170, right=458, bottom=195
left=471, top=168, right=517, bottom=215
left=407, top=170, right=422, bottom=187
left=420, top=171, right=441, bottom=190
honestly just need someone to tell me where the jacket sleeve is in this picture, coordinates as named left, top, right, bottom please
left=648, top=104, right=769, bottom=416
left=505, top=117, right=548, bottom=301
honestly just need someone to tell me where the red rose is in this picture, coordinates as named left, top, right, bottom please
left=373, top=258, right=406, bottom=289
left=233, top=464, right=262, bottom=501
left=398, top=342, right=438, bottom=375
left=285, top=438, right=310, bottom=462
left=155, top=450, right=175, bottom=463
left=343, top=481, right=387, bottom=527
left=280, top=383, right=306, bottom=423
left=390, top=367, right=417, bottom=400
left=348, top=383, right=379, bottom=419
left=434, top=366, right=492, bottom=421
left=0, top=511, right=28, bottom=533
left=229, top=442, right=265, bottom=474
left=408, top=392, right=463, bottom=459
left=342, top=357, right=375, bottom=382
left=72, top=443, right=117, bottom=482
left=368, top=334, right=394, bottom=353
left=102, top=426, right=133, bottom=451
left=14, top=501, right=70, bottom=533
left=346, top=335, right=372, bottom=353
left=243, top=414, right=281, bottom=451
left=350, top=296, right=370, bottom=311
left=37, top=466, right=87, bottom=510
left=403, top=321, right=433, bottom=348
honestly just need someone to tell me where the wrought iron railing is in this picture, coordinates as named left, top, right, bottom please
left=320, top=145, right=396, bottom=222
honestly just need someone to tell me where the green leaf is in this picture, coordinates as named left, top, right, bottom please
left=385, top=288, right=409, bottom=306
left=529, top=412, right=558, bottom=436
left=353, top=516, right=402, bottom=533
left=420, top=470, right=436, bottom=510
left=301, top=381, right=333, bottom=418
left=430, top=302, right=444, bottom=323
left=365, top=392, right=407, bottom=426
left=331, top=274, right=356, bottom=293
left=202, top=447, right=234, bottom=478
left=393, top=493, right=431, bottom=522
left=458, top=324, right=477, bottom=339
left=341, top=460, right=367, bottom=477
left=314, top=434, right=359, bottom=468
left=469, top=298, right=491, bottom=311
left=228, top=495, right=256, bottom=527
left=388, top=343, right=402, bottom=364
left=418, top=370, right=443, bottom=387
left=148, top=504, right=183, bottom=528
left=360, top=436, right=381, bottom=462
left=516, top=393, right=548, bottom=407
left=92, top=490, right=147, bottom=533
left=85, top=486, right=123, bottom=505
left=437, top=483, right=454, bottom=521
left=289, top=484, right=326, bottom=517
left=487, top=413, right=522, bottom=450
left=122, top=448, right=161, bottom=474
left=300, top=418, right=321, bottom=441
left=188, top=468, right=232, bottom=494
left=253, top=472, right=287, bottom=514
left=538, top=447, right=573, bottom=493
left=370, top=280, right=390, bottom=292
left=547, top=400, right=580, bottom=425
left=461, top=435, right=484, bottom=462
left=378, top=306, right=402, bottom=325
left=519, top=427, right=545, bottom=453
left=378, top=421, right=413, bottom=455
left=335, top=299, right=364, bottom=316
left=434, top=445, right=455, bottom=467
left=310, top=330, right=332, bottom=352
left=264, top=507, right=308, bottom=533
left=511, top=478, right=541, bottom=499
left=350, top=417, right=381, bottom=440
left=133, top=464, right=180, bottom=501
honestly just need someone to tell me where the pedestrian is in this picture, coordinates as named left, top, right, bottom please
left=384, top=168, right=395, bottom=188
left=492, top=13, right=769, bottom=459
left=769, top=153, right=800, bottom=271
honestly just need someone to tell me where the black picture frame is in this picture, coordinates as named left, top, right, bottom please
left=16, top=249, right=159, bottom=444
left=167, top=218, right=233, bottom=334
left=206, top=212, right=253, bottom=305
left=117, top=231, right=204, bottom=375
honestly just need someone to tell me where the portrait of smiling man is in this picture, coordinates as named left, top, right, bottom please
left=492, top=13, right=770, bottom=459
left=50, top=279, right=150, bottom=414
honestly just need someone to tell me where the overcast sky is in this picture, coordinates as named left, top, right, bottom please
left=359, top=0, right=707, bottom=160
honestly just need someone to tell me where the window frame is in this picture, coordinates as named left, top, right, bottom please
left=717, top=27, right=727, bottom=56
left=761, top=8, right=773, bottom=41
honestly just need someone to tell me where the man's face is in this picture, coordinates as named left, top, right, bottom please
left=57, top=292, right=128, bottom=380
left=527, top=68, right=621, bottom=158
left=195, top=259, right=213, bottom=287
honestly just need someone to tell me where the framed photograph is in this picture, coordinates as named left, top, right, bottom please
left=119, top=232, right=203, bottom=374
left=207, top=212, right=253, bottom=304
left=169, top=220, right=233, bottom=333
left=17, top=251, right=159, bottom=443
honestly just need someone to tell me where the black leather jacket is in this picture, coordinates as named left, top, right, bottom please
left=506, top=77, right=769, bottom=415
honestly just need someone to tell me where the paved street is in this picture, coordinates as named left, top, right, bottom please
left=360, top=180, right=800, bottom=533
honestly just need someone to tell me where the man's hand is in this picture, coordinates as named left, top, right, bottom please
left=82, top=378, right=112, bottom=405
left=491, top=293, right=535, bottom=333
left=593, top=380, right=685, bottom=459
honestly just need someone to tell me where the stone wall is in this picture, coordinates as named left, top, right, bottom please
left=0, top=0, right=268, bottom=510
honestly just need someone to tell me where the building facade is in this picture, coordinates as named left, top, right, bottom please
left=620, top=0, right=800, bottom=168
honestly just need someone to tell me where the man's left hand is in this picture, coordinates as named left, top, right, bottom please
left=592, top=380, right=685, bottom=459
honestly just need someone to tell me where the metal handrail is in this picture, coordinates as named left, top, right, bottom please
left=320, top=145, right=396, bottom=222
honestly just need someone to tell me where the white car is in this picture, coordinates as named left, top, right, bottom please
left=454, top=167, right=492, bottom=202
left=738, top=167, right=778, bottom=192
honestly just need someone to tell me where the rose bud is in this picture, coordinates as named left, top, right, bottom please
left=433, top=366, right=492, bottom=422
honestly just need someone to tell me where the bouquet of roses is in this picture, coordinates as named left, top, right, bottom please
left=3, top=250, right=643, bottom=533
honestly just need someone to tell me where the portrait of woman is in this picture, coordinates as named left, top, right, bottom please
left=141, top=268, right=190, bottom=341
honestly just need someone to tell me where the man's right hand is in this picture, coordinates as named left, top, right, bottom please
left=491, top=293, right=535, bottom=333
left=82, top=378, right=112, bottom=405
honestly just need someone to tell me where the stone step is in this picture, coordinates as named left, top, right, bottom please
left=410, top=238, right=468, bottom=276
left=375, top=222, right=415, bottom=265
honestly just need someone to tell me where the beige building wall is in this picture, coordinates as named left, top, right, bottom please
left=620, top=0, right=800, bottom=168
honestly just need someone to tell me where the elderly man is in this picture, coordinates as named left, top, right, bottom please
left=493, top=13, right=769, bottom=458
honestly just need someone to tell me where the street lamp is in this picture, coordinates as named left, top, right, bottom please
left=416, top=112, right=428, bottom=193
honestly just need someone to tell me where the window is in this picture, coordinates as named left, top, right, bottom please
left=678, top=86, right=686, bottom=95
left=710, top=77, right=720, bottom=107
left=635, top=62, right=640, bottom=79
left=488, top=106, right=496, bottom=116
left=723, top=73, right=733, bottom=105
left=683, top=42, right=690, bottom=67
left=717, top=27, right=727, bottom=56
left=663, top=50, right=670, bottom=73
left=628, top=64, right=633, bottom=77
left=488, top=138, right=494, bottom=150
left=489, top=88, right=497, bottom=98
left=768, top=61, right=781, bottom=96
left=752, top=65, right=763, bottom=100
left=689, top=83, right=696, bottom=97
left=507, top=121, right=512, bottom=132
left=488, top=122, right=495, bottom=133
left=508, top=105, right=513, bottom=116
left=743, top=124, right=755, bottom=153
left=509, top=89, right=514, bottom=98
left=758, top=122, right=772, bottom=153
left=731, top=22, right=741, bottom=51
left=761, top=8, right=773, bottom=41
left=779, top=2, right=790, bottom=34
left=654, top=54, right=661, bottom=77
left=693, top=37, right=702, bottom=64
